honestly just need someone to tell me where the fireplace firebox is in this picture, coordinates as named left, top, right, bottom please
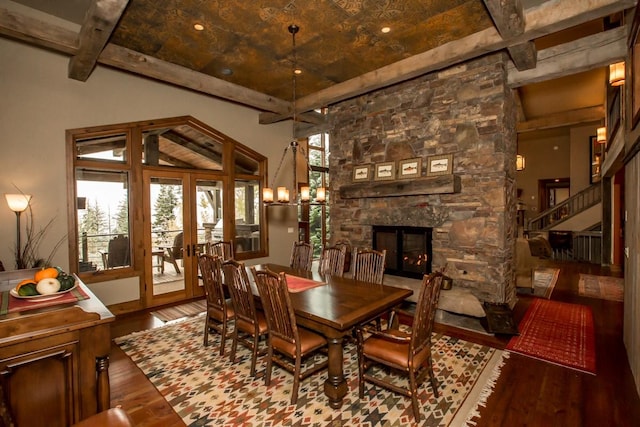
left=372, top=225, right=432, bottom=279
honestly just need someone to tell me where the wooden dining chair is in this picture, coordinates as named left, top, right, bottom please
left=356, top=271, right=444, bottom=421
left=198, top=254, right=235, bottom=354
left=208, top=240, right=234, bottom=261
left=289, top=241, right=314, bottom=271
left=318, top=245, right=347, bottom=277
left=352, top=248, right=386, bottom=285
left=222, top=259, right=268, bottom=376
left=249, top=267, right=328, bottom=405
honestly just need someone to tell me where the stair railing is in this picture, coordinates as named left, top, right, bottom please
left=527, top=184, right=602, bottom=232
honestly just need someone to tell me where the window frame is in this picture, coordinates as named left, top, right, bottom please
left=66, top=116, right=268, bottom=283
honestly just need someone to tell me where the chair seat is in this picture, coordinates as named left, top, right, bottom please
left=207, top=300, right=235, bottom=321
left=272, top=327, right=326, bottom=357
left=363, top=332, right=430, bottom=369
left=71, top=408, right=133, bottom=427
left=236, top=311, right=268, bottom=335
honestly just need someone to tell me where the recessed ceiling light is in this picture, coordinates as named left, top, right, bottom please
left=194, top=23, right=204, bottom=31
left=381, top=27, right=391, bottom=33
left=294, top=68, right=302, bottom=75
left=221, top=68, right=233, bottom=76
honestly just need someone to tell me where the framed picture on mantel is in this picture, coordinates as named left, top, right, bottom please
left=374, top=161, right=396, bottom=181
left=398, top=158, right=422, bottom=179
left=426, top=154, right=453, bottom=176
left=352, top=165, right=370, bottom=182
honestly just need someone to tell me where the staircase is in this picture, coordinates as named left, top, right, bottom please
left=526, top=184, right=602, bottom=264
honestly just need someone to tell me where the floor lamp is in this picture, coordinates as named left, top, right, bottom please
left=5, top=193, right=32, bottom=269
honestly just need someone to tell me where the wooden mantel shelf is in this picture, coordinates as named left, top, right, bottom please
left=339, top=174, right=461, bottom=199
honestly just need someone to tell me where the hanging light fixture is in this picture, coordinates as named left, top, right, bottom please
left=516, top=154, right=525, bottom=171
left=609, top=62, right=625, bottom=86
left=263, top=24, right=325, bottom=206
left=596, top=126, right=607, bottom=144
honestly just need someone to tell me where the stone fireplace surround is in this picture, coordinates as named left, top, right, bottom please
left=328, top=52, right=518, bottom=307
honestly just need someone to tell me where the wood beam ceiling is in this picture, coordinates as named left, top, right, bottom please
left=0, top=0, right=634, bottom=119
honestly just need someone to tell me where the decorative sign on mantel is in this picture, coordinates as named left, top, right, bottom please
left=339, top=174, right=461, bottom=199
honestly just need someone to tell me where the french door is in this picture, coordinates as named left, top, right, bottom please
left=143, top=169, right=225, bottom=307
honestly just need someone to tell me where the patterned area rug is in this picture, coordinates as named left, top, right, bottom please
left=578, top=274, right=624, bottom=302
left=516, top=268, right=560, bottom=299
left=151, top=300, right=207, bottom=322
left=506, top=299, right=596, bottom=375
left=116, top=316, right=508, bottom=426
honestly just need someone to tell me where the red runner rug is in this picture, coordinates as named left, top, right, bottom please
left=507, top=299, right=596, bottom=375
left=284, top=274, right=326, bottom=292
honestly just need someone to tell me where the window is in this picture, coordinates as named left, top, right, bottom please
left=306, top=131, right=330, bottom=257
left=67, top=116, right=267, bottom=283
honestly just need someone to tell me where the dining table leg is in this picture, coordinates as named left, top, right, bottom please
left=323, top=335, right=349, bottom=408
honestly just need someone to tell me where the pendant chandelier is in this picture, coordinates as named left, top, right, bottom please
left=263, top=24, right=326, bottom=206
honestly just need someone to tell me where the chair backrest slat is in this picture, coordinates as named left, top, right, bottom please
left=353, top=249, right=386, bottom=285
left=198, top=254, right=225, bottom=308
left=251, top=268, right=298, bottom=346
left=290, top=241, right=313, bottom=271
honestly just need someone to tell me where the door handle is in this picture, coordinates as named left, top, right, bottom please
left=186, top=244, right=191, bottom=257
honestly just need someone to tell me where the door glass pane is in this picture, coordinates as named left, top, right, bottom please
left=150, top=177, right=185, bottom=295
left=234, top=179, right=260, bottom=253
left=75, top=169, right=130, bottom=272
left=197, top=179, right=224, bottom=251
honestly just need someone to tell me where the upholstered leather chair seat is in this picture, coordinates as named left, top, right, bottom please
left=362, top=331, right=430, bottom=369
left=272, top=328, right=326, bottom=356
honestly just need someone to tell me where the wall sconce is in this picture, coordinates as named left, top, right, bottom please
left=516, top=154, right=526, bottom=171
left=609, top=62, right=625, bottom=86
left=596, top=126, right=607, bottom=144
left=5, top=193, right=32, bottom=269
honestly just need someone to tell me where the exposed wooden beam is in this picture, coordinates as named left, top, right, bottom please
left=517, top=105, right=605, bottom=133
left=508, top=26, right=627, bottom=87
left=99, top=44, right=292, bottom=115
left=0, top=7, right=77, bottom=54
left=508, top=41, right=537, bottom=70
left=68, top=0, right=129, bottom=82
left=0, top=7, right=291, bottom=115
left=297, top=0, right=635, bottom=112
left=482, top=0, right=526, bottom=39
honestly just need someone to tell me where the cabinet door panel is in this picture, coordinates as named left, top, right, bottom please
left=1, top=342, right=79, bottom=427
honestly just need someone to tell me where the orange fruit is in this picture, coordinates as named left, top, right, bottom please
left=34, top=267, right=59, bottom=282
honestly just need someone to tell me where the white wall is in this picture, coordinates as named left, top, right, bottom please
left=0, top=38, right=297, bottom=302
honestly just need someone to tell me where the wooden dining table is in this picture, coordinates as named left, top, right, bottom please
left=253, top=263, right=413, bottom=409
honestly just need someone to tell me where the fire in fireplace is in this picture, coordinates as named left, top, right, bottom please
left=372, top=225, right=432, bottom=279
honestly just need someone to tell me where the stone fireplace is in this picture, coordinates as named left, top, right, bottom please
left=328, top=52, right=518, bottom=306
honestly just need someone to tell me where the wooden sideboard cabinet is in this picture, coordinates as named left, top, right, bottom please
left=0, top=271, right=114, bottom=426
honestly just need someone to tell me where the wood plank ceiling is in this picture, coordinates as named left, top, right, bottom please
left=1, top=0, right=636, bottom=133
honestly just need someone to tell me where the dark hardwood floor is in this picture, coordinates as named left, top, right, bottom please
left=108, top=261, right=640, bottom=426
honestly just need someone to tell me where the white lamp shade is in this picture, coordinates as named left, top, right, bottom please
left=277, top=187, right=289, bottom=203
left=5, top=193, right=31, bottom=212
left=597, top=126, right=607, bottom=143
left=300, top=186, right=310, bottom=202
left=316, top=187, right=326, bottom=202
left=609, top=62, right=625, bottom=86
left=516, top=155, right=525, bottom=171
left=263, top=187, right=274, bottom=203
